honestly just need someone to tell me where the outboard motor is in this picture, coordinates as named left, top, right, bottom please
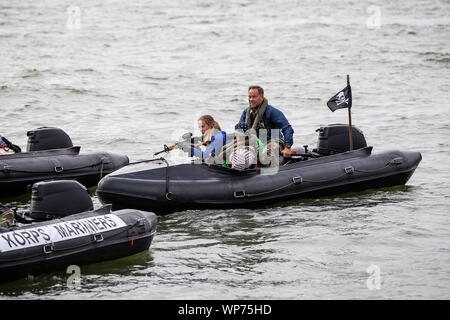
left=315, top=124, right=367, bottom=156
left=29, top=180, right=94, bottom=221
left=27, top=127, right=73, bottom=152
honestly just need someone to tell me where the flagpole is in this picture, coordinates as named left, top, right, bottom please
left=347, top=74, right=353, bottom=151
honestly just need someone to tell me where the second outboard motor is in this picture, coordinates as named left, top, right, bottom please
left=315, top=124, right=367, bottom=156
left=29, top=180, right=94, bottom=221
left=27, top=127, right=73, bottom=152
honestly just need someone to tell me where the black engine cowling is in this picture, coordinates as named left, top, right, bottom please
left=27, top=127, right=73, bottom=152
left=315, top=124, right=367, bottom=156
left=29, top=180, right=94, bottom=221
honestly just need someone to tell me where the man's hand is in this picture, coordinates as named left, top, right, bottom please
left=281, top=147, right=291, bottom=158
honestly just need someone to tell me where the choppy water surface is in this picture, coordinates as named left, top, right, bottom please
left=0, top=0, right=449, bottom=299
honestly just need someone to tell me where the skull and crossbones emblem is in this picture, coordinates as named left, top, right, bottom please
left=336, top=91, right=349, bottom=106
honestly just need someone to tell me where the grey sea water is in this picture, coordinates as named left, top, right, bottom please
left=0, top=0, right=449, bottom=299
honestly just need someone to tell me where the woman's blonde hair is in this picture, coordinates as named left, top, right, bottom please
left=198, top=115, right=221, bottom=131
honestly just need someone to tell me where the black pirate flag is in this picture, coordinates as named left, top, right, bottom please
left=327, top=84, right=352, bottom=112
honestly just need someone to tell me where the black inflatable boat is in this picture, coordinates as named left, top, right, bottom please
left=0, top=180, right=157, bottom=282
left=0, top=127, right=129, bottom=197
left=96, top=124, right=422, bottom=215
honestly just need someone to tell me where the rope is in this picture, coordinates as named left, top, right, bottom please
left=1, top=159, right=106, bottom=174
left=351, top=162, right=393, bottom=173
left=127, top=158, right=166, bottom=165
left=99, top=158, right=104, bottom=179
left=127, top=157, right=172, bottom=200
left=246, top=181, right=296, bottom=197
left=302, top=172, right=350, bottom=184
left=160, top=158, right=172, bottom=200
left=243, top=158, right=402, bottom=198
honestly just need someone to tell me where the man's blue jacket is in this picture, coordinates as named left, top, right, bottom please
left=239, top=105, right=294, bottom=148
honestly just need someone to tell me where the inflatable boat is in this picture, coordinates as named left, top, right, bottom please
left=0, top=127, right=129, bottom=197
left=96, top=125, right=422, bottom=214
left=0, top=180, right=157, bottom=282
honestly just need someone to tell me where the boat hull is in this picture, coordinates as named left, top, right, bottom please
left=97, top=147, right=422, bottom=214
left=0, top=206, right=157, bottom=282
left=0, top=147, right=129, bottom=197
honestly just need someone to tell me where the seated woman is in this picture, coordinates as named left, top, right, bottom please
left=190, top=115, right=226, bottom=163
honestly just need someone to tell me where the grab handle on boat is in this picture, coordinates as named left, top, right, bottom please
left=165, top=192, right=173, bottom=201
left=292, top=176, right=303, bottom=184
left=389, top=157, right=403, bottom=165
left=233, top=190, right=246, bottom=198
left=344, top=166, right=354, bottom=174
left=54, top=165, right=64, bottom=173
left=93, top=234, right=104, bottom=243
left=43, top=244, right=54, bottom=254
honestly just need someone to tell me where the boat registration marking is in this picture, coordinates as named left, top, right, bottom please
left=0, top=214, right=127, bottom=253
